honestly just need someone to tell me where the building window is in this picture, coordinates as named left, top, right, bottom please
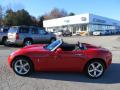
left=89, top=24, right=117, bottom=31
left=81, top=25, right=87, bottom=31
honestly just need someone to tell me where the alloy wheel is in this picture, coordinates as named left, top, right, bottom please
left=14, top=59, right=30, bottom=75
left=24, top=40, right=32, bottom=46
left=87, top=61, right=104, bottom=78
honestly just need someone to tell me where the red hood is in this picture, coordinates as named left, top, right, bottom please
left=23, top=44, right=46, bottom=48
left=9, top=44, right=50, bottom=64
left=13, top=44, right=48, bottom=55
left=22, top=44, right=47, bottom=51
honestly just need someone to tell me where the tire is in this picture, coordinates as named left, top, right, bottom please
left=50, top=38, right=56, bottom=43
left=2, top=37, right=8, bottom=46
left=85, top=60, right=105, bottom=79
left=24, top=39, right=32, bottom=46
left=12, top=57, right=33, bottom=76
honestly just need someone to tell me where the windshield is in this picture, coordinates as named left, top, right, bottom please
left=45, top=40, right=62, bottom=51
left=9, top=27, right=18, bottom=33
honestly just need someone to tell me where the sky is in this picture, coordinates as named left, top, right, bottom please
left=0, top=0, right=120, bottom=20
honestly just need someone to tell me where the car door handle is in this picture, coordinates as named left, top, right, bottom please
left=74, top=54, right=82, bottom=57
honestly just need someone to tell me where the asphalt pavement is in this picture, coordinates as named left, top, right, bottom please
left=0, top=36, right=120, bottom=90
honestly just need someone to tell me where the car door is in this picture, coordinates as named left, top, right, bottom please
left=39, top=29, right=50, bottom=42
left=0, top=31, right=3, bottom=41
left=31, top=27, right=40, bottom=43
left=36, top=51, right=62, bottom=71
left=55, top=50, right=87, bottom=71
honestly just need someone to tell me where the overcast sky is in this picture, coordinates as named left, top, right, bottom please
left=0, top=0, right=120, bottom=20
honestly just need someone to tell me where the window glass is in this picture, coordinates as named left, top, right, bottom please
left=3, top=29, right=8, bottom=33
left=81, top=25, right=87, bottom=31
left=45, top=40, right=61, bottom=51
left=39, top=30, right=47, bottom=34
left=31, top=28, right=39, bottom=34
left=19, top=27, right=29, bottom=33
left=9, top=27, right=18, bottom=33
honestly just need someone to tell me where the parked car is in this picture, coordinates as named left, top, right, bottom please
left=104, top=30, right=112, bottom=35
left=8, top=39, right=112, bottom=79
left=93, top=30, right=100, bottom=36
left=7, top=26, right=56, bottom=46
left=117, top=29, right=120, bottom=34
left=113, top=30, right=118, bottom=35
left=54, top=30, right=63, bottom=37
left=93, top=30, right=106, bottom=36
left=0, top=26, right=9, bottom=45
left=62, top=30, right=72, bottom=36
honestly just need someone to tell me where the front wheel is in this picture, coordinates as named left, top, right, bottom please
left=85, top=60, right=105, bottom=79
left=24, top=40, right=32, bottom=46
left=12, top=57, right=33, bottom=76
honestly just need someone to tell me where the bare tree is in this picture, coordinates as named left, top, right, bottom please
left=43, top=8, right=68, bottom=20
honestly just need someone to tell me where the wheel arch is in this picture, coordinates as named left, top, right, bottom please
left=24, top=38, right=33, bottom=42
left=11, top=55, right=34, bottom=71
left=2, top=36, right=8, bottom=43
left=23, top=38, right=33, bottom=46
left=83, top=58, right=107, bottom=72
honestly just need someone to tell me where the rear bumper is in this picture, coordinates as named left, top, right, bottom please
left=7, top=39, right=23, bottom=45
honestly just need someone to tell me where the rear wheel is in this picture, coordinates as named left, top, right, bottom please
left=85, top=60, right=105, bottom=79
left=24, top=39, right=32, bottom=46
left=12, top=57, right=33, bottom=76
left=2, top=37, right=8, bottom=46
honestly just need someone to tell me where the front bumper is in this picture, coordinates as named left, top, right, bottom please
left=8, top=55, right=13, bottom=68
left=105, top=52, right=112, bottom=68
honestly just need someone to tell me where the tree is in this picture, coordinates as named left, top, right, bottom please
left=43, top=8, right=68, bottom=20
left=3, top=9, right=14, bottom=26
left=31, top=16, right=37, bottom=26
left=3, top=9, right=33, bottom=26
left=0, top=5, right=3, bottom=25
left=15, top=9, right=33, bottom=25
left=37, top=16, right=44, bottom=27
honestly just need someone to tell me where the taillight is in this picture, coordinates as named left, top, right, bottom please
left=16, top=33, right=19, bottom=39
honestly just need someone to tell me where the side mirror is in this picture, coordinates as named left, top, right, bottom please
left=55, top=48, right=62, bottom=53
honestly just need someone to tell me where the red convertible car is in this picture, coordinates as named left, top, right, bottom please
left=8, top=40, right=112, bottom=79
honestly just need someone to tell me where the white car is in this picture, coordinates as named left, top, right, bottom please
left=54, top=31, right=63, bottom=36
left=93, top=30, right=101, bottom=36
left=93, top=30, right=106, bottom=36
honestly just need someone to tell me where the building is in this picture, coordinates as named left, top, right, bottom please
left=43, top=13, right=120, bottom=35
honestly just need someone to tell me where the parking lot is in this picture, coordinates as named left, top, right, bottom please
left=0, top=36, right=120, bottom=90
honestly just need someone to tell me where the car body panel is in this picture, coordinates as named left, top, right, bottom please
left=8, top=41, right=112, bottom=73
left=0, top=27, right=9, bottom=43
left=7, top=26, right=56, bottom=45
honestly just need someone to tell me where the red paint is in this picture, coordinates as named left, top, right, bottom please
left=8, top=43, right=112, bottom=72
